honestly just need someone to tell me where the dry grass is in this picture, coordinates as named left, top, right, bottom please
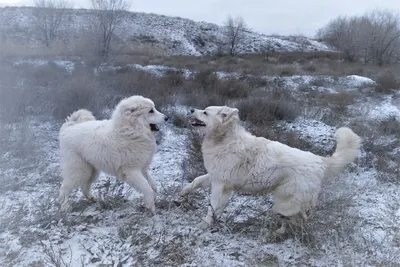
left=235, top=90, right=301, bottom=126
left=181, top=128, right=206, bottom=182
left=375, top=70, right=400, bottom=93
left=379, top=116, right=400, bottom=135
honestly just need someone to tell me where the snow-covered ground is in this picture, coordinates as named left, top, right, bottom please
left=1, top=59, right=400, bottom=266
left=1, top=115, right=399, bottom=266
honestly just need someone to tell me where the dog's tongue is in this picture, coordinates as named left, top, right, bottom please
left=150, top=124, right=159, bottom=131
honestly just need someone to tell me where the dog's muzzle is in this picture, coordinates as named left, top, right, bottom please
left=190, top=118, right=206, bottom=126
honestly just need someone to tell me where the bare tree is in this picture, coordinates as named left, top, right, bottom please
left=317, top=9, right=400, bottom=65
left=365, top=9, right=400, bottom=65
left=317, top=16, right=362, bottom=62
left=261, top=38, right=274, bottom=62
left=223, top=16, right=249, bottom=56
left=34, top=0, right=72, bottom=47
left=91, top=0, right=130, bottom=59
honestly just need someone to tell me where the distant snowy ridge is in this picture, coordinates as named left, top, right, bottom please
left=0, top=6, right=332, bottom=56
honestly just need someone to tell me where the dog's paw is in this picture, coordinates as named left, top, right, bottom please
left=87, top=196, right=97, bottom=203
left=180, top=186, right=191, bottom=197
left=147, top=205, right=156, bottom=215
left=147, top=209, right=156, bottom=217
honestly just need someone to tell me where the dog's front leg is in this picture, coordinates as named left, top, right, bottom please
left=198, top=181, right=232, bottom=229
left=143, top=170, right=157, bottom=193
left=121, top=169, right=156, bottom=213
left=180, top=173, right=211, bottom=196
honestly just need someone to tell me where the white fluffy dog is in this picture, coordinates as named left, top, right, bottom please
left=59, top=95, right=168, bottom=213
left=181, top=106, right=361, bottom=232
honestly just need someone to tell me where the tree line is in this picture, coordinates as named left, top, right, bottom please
left=33, top=0, right=129, bottom=60
left=32, top=0, right=253, bottom=59
left=317, top=9, right=400, bottom=65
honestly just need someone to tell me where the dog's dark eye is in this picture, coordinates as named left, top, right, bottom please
left=203, top=111, right=208, bottom=115
left=149, top=109, right=154, bottom=113
left=130, top=108, right=135, bottom=112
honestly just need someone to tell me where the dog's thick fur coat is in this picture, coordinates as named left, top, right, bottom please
left=59, top=96, right=168, bottom=212
left=181, top=106, right=361, bottom=229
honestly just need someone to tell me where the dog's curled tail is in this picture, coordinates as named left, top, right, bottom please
left=324, top=127, right=361, bottom=178
left=62, top=109, right=95, bottom=129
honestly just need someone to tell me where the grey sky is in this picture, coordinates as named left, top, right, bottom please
left=1, top=0, right=400, bottom=36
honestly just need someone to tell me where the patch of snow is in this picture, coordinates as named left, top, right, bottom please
left=13, top=59, right=76, bottom=73
left=53, top=60, right=75, bottom=73
left=343, top=75, right=376, bottom=87
left=14, top=59, right=48, bottom=67
left=262, top=75, right=337, bottom=93
left=94, top=63, right=193, bottom=78
left=281, top=117, right=336, bottom=150
left=368, top=95, right=400, bottom=120
left=215, top=71, right=240, bottom=80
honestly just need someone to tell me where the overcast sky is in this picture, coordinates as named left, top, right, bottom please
left=1, top=0, right=400, bottom=36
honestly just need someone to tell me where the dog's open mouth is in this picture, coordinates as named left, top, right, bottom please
left=150, top=124, right=160, bottom=131
left=190, top=118, right=206, bottom=127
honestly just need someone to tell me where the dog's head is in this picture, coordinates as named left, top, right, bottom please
left=113, top=95, right=168, bottom=131
left=189, top=106, right=239, bottom=130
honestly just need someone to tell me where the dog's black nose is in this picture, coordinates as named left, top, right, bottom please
left=164, top=116, right=169, bottom=122
left=190, top=109, right=195, bottom=113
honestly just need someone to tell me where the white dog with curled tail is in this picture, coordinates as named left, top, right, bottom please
left=181, top=106, right=361, bottom=233
left=59, top=95, right=168, bottom=213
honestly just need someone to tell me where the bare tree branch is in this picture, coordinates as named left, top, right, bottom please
left=34, top=0, right=72, bottom=47
left=91, top=0, right=130, bottom=60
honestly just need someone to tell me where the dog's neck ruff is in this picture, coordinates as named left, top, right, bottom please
left=112, top=119, right=156, bottom=143
left=204, top=119, right=247, bottom=146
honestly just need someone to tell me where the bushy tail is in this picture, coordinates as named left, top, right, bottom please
left=324, top=127, right=361, bottom=178
left=61, top=109, right=95, bottom=130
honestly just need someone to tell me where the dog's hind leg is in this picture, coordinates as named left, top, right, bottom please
left=198, top=181, right=232, bottom=229
left=59, top=155, right=95, bottom=212
left=81, top=169, right=99, bottom=202
left=180, top=174, right=211, bottom=196
left=121, top=169, right=156, bottom=213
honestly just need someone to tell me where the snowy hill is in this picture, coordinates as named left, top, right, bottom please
left=0, top=6, right=331, bottom=56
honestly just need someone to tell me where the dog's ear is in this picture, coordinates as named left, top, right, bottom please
left=230, top=108, right=239, bottom=117
left=122, top=104, right=136, bottom=113
left=221, top=107, right=239, bottom=122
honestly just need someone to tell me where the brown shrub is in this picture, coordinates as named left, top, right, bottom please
left=235, top=93, right=301, bottom=126
left=161, top=70, right=186, bottom=87
left=375, top=70, right=399, bottom=93
left=97, top=69, right=174, bottom=108
left=50, top=73, right=107, bottom=120
left=378, top=116, right=400, bottom=135
left=193, top=69, right=219, bottom=89
left=303, top=64, right=317, bottom=73
left=278, top=66, right=297, bottom=76
left=312, top=91, right=356, bottom=117
left=215, top=78, right=250, bottom=99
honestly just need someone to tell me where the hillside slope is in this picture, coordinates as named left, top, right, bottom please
left=0, top=6, right=331, bottom=56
